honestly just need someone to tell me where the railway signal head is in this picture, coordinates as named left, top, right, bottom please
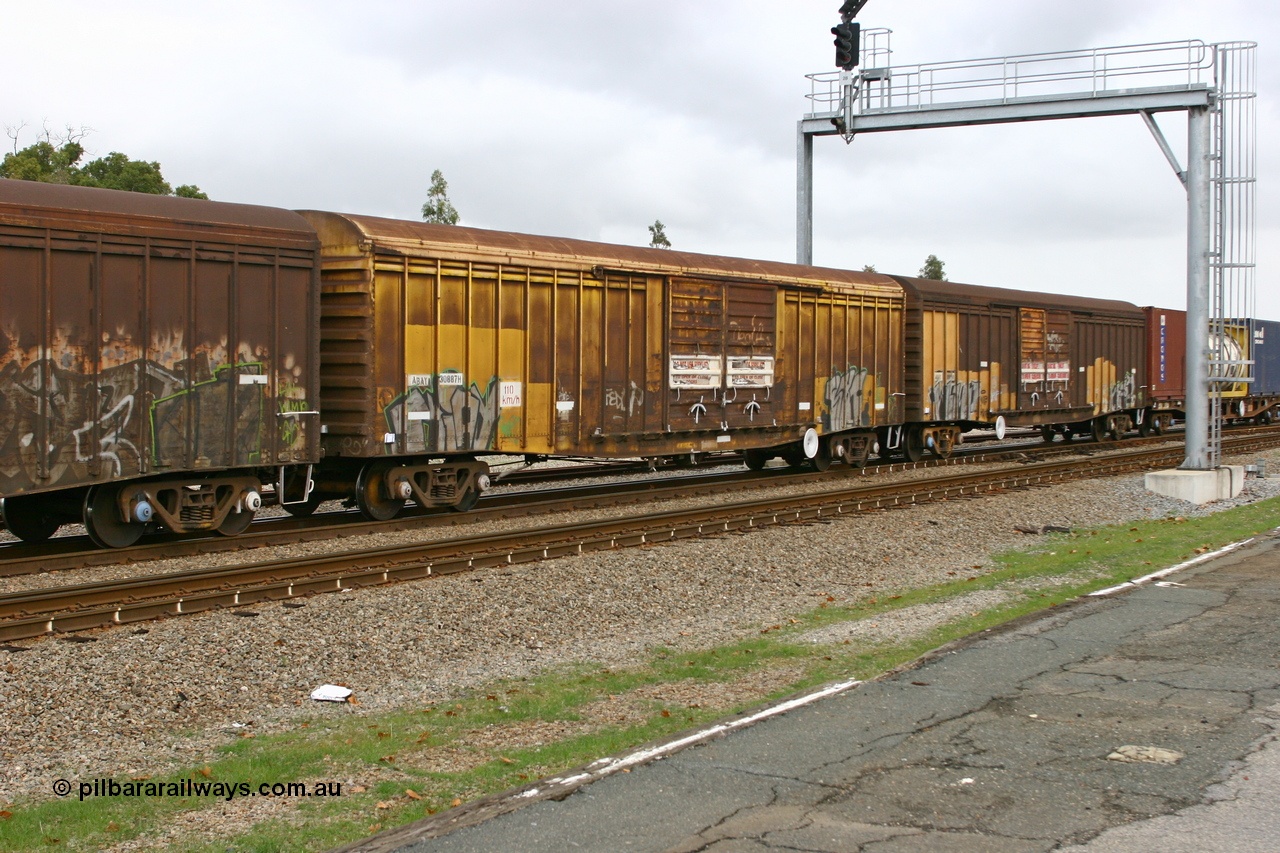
left=832, top=22, right=860, bottom=70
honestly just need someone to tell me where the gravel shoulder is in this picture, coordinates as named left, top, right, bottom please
left=2, top=444, right=1279, bottom=809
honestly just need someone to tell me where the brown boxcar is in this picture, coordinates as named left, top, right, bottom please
left=0, top=181, right=320, bottom=546
left=1145, top=307, right=1275, bottom=427
left=888, top=275, right=1149, bottom=454
left=296, top=211, right=905, bottom=517
left=1144, top=306, right=1187, bottom=431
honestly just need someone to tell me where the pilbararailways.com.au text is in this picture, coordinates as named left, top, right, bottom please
left=54, top=777, right=344, bottom=802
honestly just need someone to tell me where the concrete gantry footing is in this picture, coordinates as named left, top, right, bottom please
left=1145, top=466, right=1245, bottom=505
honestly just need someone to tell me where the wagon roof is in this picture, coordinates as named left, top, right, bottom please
left=889, top=274, right=1144, bottom=317
left=299, top=210, right=902, bottom=294
left=0, top=179, right=318, bottom=247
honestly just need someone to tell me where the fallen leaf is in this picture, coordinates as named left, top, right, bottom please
left=376, top=801, right=392, bottom=810
left=198, top=766, right=212, bottom=778
left=405, top=789, right=422, bottom=800
left=499, top=756, right=516, bottom=765
left=451, top=797, right=463, bottom=808
left=352, top=785, right=367, bottom=794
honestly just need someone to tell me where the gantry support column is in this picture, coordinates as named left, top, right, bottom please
left=1182, top=103, right=1212, bottom=470
left=797, top=122, right=814, bottom=266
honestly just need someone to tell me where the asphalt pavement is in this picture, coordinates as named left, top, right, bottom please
left=340, top=527, right=1280, bottom=853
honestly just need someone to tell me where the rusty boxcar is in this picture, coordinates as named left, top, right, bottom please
left=888, top=275, right=1149, bottom=455
left=294, top=212, right=905, bottom=518
left=0, top=181, right=321, bottom=546
left=1144, top=306, right=1187, bottom=432
left=1145, top=306, right=1280, bottom=427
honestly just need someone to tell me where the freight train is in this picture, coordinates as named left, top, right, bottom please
left=0, top=180, right=1274, bottom=547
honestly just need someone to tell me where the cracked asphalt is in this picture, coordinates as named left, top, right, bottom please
left=383, top=532, right=1280, bottom=853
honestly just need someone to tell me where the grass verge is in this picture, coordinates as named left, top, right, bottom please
left=2, top=496, right=1277, bottom=852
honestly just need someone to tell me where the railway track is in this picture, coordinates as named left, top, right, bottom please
left=3, top=430, right=1278, bottom=643
left=0, top=431, right=1121, bottom=577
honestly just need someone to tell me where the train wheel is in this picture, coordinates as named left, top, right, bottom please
left=217, top=508, right=255, bottom=537
left=1062, top=427, right=1075, bottom=443
left=744, top=449, right=770, bottom=471
left=1091, top=417, right=1107, bottom=443
left=0, top=495, right=62, bottom=543
left=355, top=461, right=406, bottom=521
left=451, top=484, right=481, bottom=512
left=810, top=439, right=833, bottom=472
left=283, top=494, right=323, bottom=518
left=902, top=427, right=925, bottom=463
left=783, top=449, right=806, bottom=469
left=83, top=484, right=143, bottom=549
left=1040, top=425, right=1056, bottom=443
left=929, top=434, right=954, bottom=460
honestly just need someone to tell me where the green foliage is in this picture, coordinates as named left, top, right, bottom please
left=1, top=126, right=207, bottom=199
left=420, top=169, right=459, bottom=224
left=73, top=151, right=174, bottom=194
left=648, top=219, right=671, bottom=249
left=861, top=264, right=877, bottom=273
left=0, top=139, right=83, bottom=183
left=919, top=253, right=946, bottom=280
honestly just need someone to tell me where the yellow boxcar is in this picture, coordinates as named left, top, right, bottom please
left=297, top=211, right=904, bottom=516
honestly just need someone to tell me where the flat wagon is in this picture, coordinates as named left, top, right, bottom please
left=296, top=212, right=906, bottom=517
left=0, top=181, right=320, bottom=545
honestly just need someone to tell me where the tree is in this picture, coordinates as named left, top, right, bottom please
left=648, top=219, right=671, bottom=249
left=919, top=254, right=947, bottom=281
left=1, top=124, right=207, bottom=198
left=421, top=169, right=459, bottom=224
left=861, top=264, right=877, bottom=273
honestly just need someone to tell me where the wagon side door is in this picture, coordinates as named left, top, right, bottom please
left=665, top=278, right=777, bottom=433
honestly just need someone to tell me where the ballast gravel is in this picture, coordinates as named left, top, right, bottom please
left=1, top=445, right=1279, bottom=808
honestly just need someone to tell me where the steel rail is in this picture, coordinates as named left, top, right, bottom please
left=0, top=434, right=1077, bottom=577
left=3, top=432, right=1277, bottom=643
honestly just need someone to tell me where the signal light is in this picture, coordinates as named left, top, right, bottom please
left=832, top=21, right=860, bottom=70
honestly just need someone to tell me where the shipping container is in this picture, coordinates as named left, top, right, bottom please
left=1251, top=319, right=1280, bottom=396
left=296, top=211, right=905, bottom=515
left=0, top=181, right=321, bottom=545
left=892, top=276, right=1148, bottom=447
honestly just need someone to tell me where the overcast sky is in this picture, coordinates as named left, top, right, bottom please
left=4, top=1, right=1275, bottom=316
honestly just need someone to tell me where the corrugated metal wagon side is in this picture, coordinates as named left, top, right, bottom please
left=890, top=275, right=1148, bottom=456
left=297, top=211, right=906, bottom=517
left=0, top=181, right=321, bottom=546
left=1144, top=306, right=1187, bottom=433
